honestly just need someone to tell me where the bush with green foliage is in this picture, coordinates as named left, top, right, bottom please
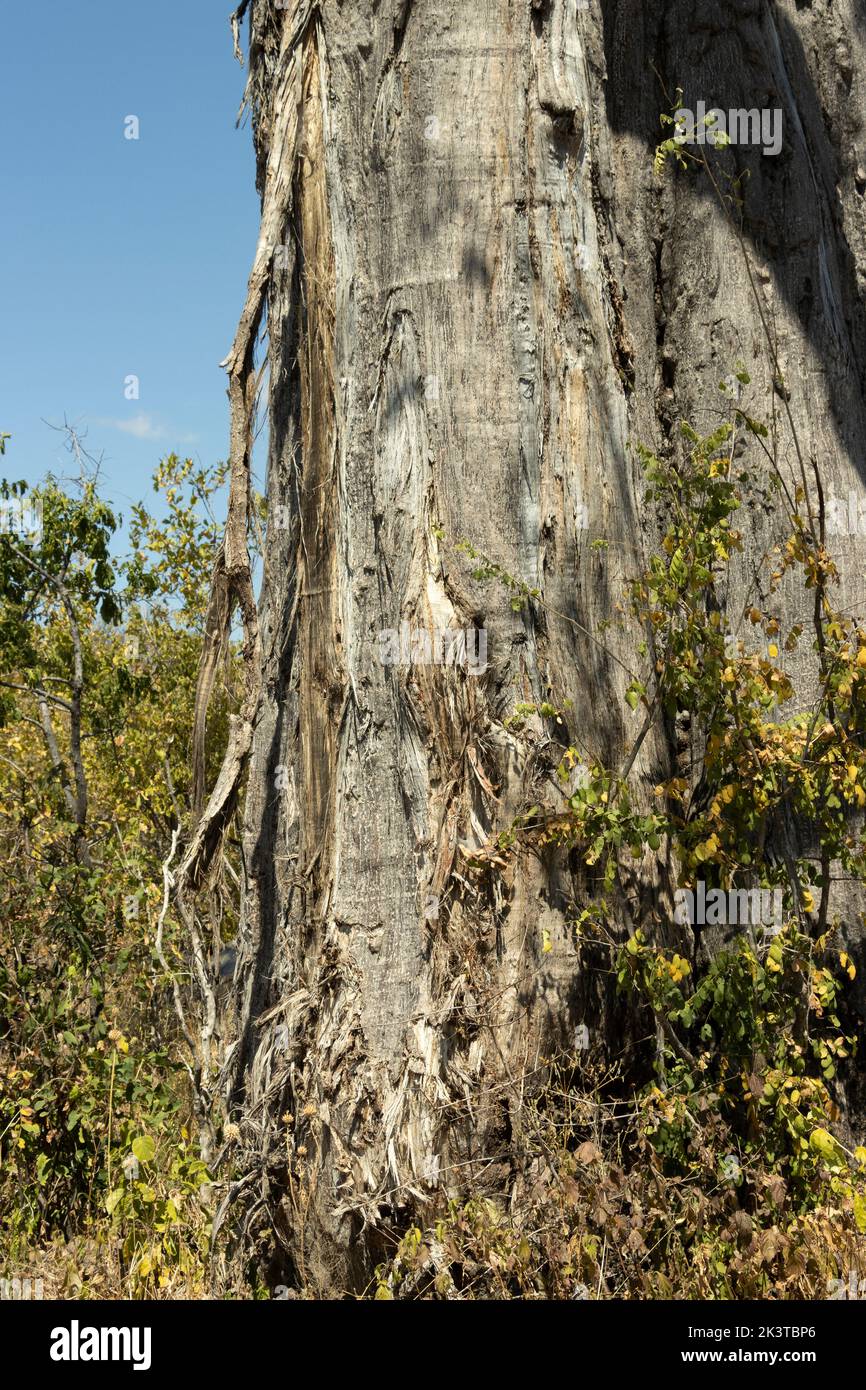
left=0, top=441, right=237, bottom=1295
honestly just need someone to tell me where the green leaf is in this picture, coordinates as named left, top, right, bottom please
left=106, top=1187, right=124, bottom=1216
left=132, top=1135, right=156, bottom=1164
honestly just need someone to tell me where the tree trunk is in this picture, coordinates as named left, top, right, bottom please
left=221, top=0, right=866, bottom=1291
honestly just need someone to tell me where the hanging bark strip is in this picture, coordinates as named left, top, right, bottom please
left=178, top=1, right=319, bottom=896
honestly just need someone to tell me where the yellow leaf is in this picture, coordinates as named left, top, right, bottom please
left=809, top=1126, right=845, bottom=1165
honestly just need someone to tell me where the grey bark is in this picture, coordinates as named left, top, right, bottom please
left=217, top=0, right=866, bottom=1290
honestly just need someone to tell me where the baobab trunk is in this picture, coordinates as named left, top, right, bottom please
left=215, top=0, right=866, bottom=1290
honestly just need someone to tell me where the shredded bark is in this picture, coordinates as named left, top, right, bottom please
left=178, top=1, right=319, bottom=896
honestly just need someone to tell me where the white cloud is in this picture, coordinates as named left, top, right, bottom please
left=94, top=414, right=197, bottom=445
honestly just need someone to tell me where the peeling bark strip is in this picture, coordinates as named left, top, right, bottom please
left=179, top=1, right=320, bottom=894
left=213, top=0, right=866, bottom=1291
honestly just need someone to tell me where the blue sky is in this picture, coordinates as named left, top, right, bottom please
left=1, top=0, right=261, bottom=530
